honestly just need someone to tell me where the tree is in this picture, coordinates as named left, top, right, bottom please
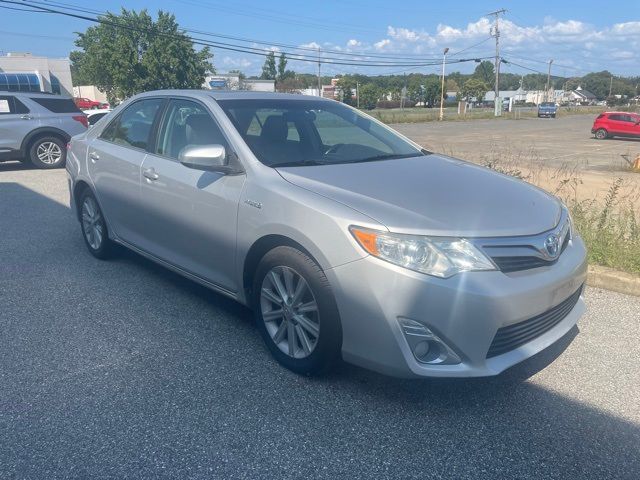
left=71, top=9, right=212, bottom=104
left=407, top=76, right=441, bottom=107
left=474, top=61, right=495, bottom=88
left=261, top=52, right=277, bottom=80
left=358, top=84, right=379, bottom=110
left=461, top=78, right=490, bottom=103
left=277, top=53, right=288, bottom=81
left=336, top=76, right=355, bottom=104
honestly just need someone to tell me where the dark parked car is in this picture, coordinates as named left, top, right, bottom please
left=592, top=112, right=640, bottom=139
left=537, top=102, right=558, bottom=118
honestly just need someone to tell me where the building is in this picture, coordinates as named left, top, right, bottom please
left=563, top=86, right=597, bottom=105
left=0, top=52, right=73, bottom=96
left=203, top=73, right=275, bottom=92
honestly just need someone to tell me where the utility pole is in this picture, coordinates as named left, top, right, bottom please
left=546, top=59, right=553, bottom=102
left=439, top=47, right=449, bottom=121
left=488, top=8, right=506, bottom=116
left=356, top=82, right=360, bottom=108
left=317, top=47, right=322, bottom=97
left=608, top=75, right=613, bottom=97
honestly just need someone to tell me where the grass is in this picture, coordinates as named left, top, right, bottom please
left=481, top=156, right=640, bottom=276
left=366, top=105, right=640, bottom=124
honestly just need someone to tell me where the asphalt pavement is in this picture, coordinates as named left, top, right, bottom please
left=1, top=164, right=639, bottom=479
left=394, top=114, right=640, bottom=172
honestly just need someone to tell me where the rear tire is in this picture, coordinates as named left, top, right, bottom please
left=594, top=128, right=608, bottom=140
left=253, top=246, right=342, bottom=375
left=29, top=136, right=66, bottom=169
left=79, top=190, right=114, bottom=260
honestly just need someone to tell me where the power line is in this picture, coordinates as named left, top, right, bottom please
left=3, top=0, right=492, bottom=68
left=33, top=0, right=450, bottom=61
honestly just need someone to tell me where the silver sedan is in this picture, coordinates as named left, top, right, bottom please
left=66, top=90, right=587, bottom=378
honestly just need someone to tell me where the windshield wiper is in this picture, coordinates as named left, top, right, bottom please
left=273, top=160, right=322, bottom=168
left=349, top=152, right=422, bottom=164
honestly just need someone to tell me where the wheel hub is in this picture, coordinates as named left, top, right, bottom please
left=260, top=266, right=320, bottom=359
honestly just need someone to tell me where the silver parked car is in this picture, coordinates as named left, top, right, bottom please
left=0, top=92, right=87, bottom=168
left=66, top=90, right=587, bottom=378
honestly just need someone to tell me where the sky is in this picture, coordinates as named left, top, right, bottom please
left=0, top=0, right=639, bottom=78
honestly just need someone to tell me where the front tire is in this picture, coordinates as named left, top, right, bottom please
left=79, top=190, right=114, bottom=259
left=253, top=246, right=342, bottom=375
left=594, top=128, right=608, bottom=140
left=29, top=136, right=66, bottom=169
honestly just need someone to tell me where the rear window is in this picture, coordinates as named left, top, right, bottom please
left=30, top=97, right=81, bottom=113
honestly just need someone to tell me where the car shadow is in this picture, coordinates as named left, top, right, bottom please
left=0, top=160, right=33, bottom=172
left=1, top=181, right=639, bottom=478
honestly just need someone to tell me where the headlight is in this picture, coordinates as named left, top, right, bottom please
left=350, top=226, right=496, bottom=278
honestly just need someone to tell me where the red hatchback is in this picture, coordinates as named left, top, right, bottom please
left=592, top=112, right=640, bottom=139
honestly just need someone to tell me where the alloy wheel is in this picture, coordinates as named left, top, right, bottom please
left=36, top=141, right=62, bottom=165
left=260, top=266, right=320, bottom=359
left=81, top=196, right=104, bottom=250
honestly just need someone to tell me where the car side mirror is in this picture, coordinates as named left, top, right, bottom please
left=179, top=144, right=228, bottom=171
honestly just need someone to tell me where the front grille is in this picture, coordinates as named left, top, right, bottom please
left=486, top=285, right=583, bottom=358
left=489, top=234, right=570, bottom=273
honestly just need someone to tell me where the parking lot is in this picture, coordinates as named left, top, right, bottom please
left=395, top=114, right=640, bottom=172
left=1, top=163, right=639, bottom=479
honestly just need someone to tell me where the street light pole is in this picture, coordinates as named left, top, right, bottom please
left=546, top=59, right=553, bottom=102
left=439, top=47, right=449, bottom=121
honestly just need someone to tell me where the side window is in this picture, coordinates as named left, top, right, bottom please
left=13, top=98, right=29, bottom=114
left=0, top=95, right=14, bottom=115
left=155, top=99, right=229, bottom=160
left=101, top=98, right=164, bottom=150
left=608, top=114, right=622, bottom=121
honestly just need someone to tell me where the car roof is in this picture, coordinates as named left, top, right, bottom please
left=603, top=111, right=639, bottom=115
left=133, top=89, right=333, bottom=103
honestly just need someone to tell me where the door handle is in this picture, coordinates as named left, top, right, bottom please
left=20, top=115, right=33, bottom=120
left=143, top=168, right=159, bottom=181
left=89, top=152, right=100, bottom=162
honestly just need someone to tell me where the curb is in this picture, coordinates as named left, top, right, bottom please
left=587, top=265, right=640, bottom=297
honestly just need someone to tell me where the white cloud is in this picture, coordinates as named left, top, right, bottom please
left=373, top=38, right=391, bottom=50
left=225, top=16, right=639, bottom=76
left=300, top=41, right=320, bottom=49
left=222, top=56, right=252, bottom=68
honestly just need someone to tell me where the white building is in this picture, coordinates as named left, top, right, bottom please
left=203, top=73, right=275, bottom=92
left=0, top=52, right=73, bottom=96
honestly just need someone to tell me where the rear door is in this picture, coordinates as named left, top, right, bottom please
left=87, top=97, right=165, bottom=246
left=631, top=114, right=640, bottom=138
left=0, top=95, right=38, bottom=154
left=138, top=97, right=245, bottom=290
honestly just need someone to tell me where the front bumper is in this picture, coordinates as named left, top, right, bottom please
left=326, top=235, right=588, bottom=378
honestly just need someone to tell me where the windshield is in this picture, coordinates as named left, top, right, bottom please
left=217, top=99, right=423, bottom=167
left=540, top=102, right=555, bottom=107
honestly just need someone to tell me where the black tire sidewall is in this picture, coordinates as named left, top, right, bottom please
left=252, top=246, right=342, bottom=375
left=595, top=129, right=608, bottom=140
left=79, top=190, right=113, bottom=260
left=29, top=136, right=67, bottom=169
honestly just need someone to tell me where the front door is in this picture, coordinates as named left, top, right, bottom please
left=138, top=98, right=245, bottom=292
left=87, top=97, right=164, bottom=245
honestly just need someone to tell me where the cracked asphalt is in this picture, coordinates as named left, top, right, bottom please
left=1, top=163, right=639, bottom=479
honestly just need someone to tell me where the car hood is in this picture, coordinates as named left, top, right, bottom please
left=277, top=154, right=562, bottom=237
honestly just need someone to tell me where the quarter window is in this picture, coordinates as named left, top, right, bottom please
left=155, top=99, right=229, bottom=160
left=101, top=98, right=164, bottom=150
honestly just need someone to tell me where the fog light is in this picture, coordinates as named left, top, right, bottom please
left=398, top=318, right=461, bottom=365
